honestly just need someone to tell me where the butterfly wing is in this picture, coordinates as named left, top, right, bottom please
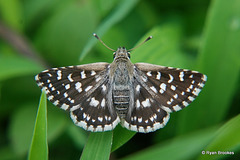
left=35, top=62, right=120, bottom=132
left=134, top=63, right=207, bottom=112
left=122, top=79, right=170, bottom=133
left=122, top=63, right=207, bottom=133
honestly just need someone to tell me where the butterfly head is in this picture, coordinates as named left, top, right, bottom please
left=113, top=47, right=130, bottom=60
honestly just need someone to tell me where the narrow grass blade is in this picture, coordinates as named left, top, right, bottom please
left=80, top=131, right=113, bottom=160
left=112, top=125, right=136, bottom=152
left=28, top=92, right=48, bottom=160
left=79, top=0, right=139, bottom=60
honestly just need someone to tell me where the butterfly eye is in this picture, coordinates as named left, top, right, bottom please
left=113, top=53, right=116, bottom=59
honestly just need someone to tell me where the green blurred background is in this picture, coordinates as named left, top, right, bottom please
left=0, top=0, right=240, bottom=159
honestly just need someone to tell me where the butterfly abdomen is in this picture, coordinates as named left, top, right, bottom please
left=113, top=90, right=130, bottom=118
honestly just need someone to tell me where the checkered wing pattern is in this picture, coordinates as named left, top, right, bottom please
left=35, top=46, right=207, bottom=133
left=134, top=63, right=207, bottom=112
left=35, top=63, right=119, bottom=132
left=122, top=63, right=207, bottom=132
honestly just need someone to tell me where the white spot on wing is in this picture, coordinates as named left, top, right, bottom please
left=160, top=83, right=166, bottom=94
left=173, top=105, right=182, bottom=111
left=61, top=103, right=69, bottom=110
left=81, top=71, right=86, bottom=79
left=83, top=113, right=87, bottom=119
left=193, top=88, right=201, bottom=96
left=35, top=75, right=39, bottom=81
left=57, top=70, right=62, bottom=80
left=136, top=99, right=140, bottom=109
left=101, top=98, right=105, bottom=107
left=90, top=97, right=99, bottom=107
left=95, top=76, right=101, bottom=82
left=64, top=92, right=68, bottom=98
left=146, top=71, right=152, bottom=76
left=156, top=72, right=161, bottom=80
left=150, top=86, right=157, bottom=93
left=161, top=106, right=172, bottom=113
left=98, top=117, right=103, bottom=122
left=68, top=73, right=74, bottom=82
left=173, top=93, right=178, bottom=99
left=188, top=96, right=195, bottom=101
left=48, top=95, right=54, bottom=100
left=53, top=100, right=59, bottom=105
left=136, top=85, right=141, bottom=92
left=141, top=98, right=151, bottom=107
left=101, top=84, right=106, bottom=92
left=65, top=84, right=70, bottom=90
left=85, top=86, right=92, bottom=92
left=138, top=117, right=142, bottom=122
left=75, top=82, right=82, bottom=93
left=91, top=71, right=96, bottom=76
left=179, top=71, right=184, bottom=81
left=171, top=85, right=176, bottom=91
left=202, top=74, right=207, bottom=81
left=182, top=101, right=189, bottom=107
left=168, top=74, right=174, bottom=83
left=199, top=83, right=204, bottom=88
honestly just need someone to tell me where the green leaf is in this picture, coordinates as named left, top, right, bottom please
left=28, top=92, right=48, bottom=160
left=122, top=127, right=217, bottom=160
left=0, top=55, right=42, bottom=81
left=47, top=105, right=68, bottom=143
left=80, top=131, right=113, bottom=160
left=112, top=125, right=136, bottom=152
left=131, top=20, right=191, bottom=68
left=35, top=1, right=97, bottom=66
left=198, top=114, right=240, bottom=160
left=0, top=0, right=23, bottom=31
left=67, top=124, right=88, bottom=150
left=80, top=0, right=139, bottom=60
left=177, top=0, right=240, bottom=134
left=8, top=104, right=37, bottom=156
left=0, top=146, right=18, bottom=160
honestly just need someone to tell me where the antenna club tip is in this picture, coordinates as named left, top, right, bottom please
left=93, top=33, right=99, bottom=39
left=149, top=36, right=153, bottom=39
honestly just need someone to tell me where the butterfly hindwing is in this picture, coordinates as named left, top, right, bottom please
left=134, top=63, right=207, bottom=113
left=70, top=81, right=120, bottom=132
left=122, top=80, right=170, bottom=133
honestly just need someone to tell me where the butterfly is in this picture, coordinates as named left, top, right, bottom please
left=35, top=33, right=207, bottom=133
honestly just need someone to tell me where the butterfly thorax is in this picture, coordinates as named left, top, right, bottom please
left=110, top=47, right=134, bottom=118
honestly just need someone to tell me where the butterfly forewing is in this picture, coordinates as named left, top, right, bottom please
left=134, top=63, right=207, bottom=113
left=35, top=63, right=109, bottom=110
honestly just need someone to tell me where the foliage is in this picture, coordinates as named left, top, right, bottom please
left=0, top=0, right=240, bottom=159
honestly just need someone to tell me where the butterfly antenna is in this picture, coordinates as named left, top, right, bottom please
left=128, top=36, right=153, bottom=51
left=93, top=33, right=115, bottom=51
